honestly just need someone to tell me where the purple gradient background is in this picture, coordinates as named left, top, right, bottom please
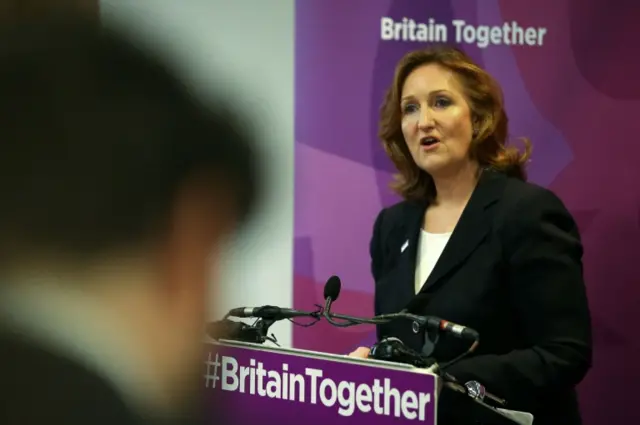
left=294, top=0, right=640, bottom=423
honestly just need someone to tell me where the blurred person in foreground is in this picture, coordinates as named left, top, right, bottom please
left=349, top=46, right=592, bottom=424
left=0, top=14, right=258, bottom=425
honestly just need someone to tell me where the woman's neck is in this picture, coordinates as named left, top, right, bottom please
left=432, top=163, right=481, bottom=207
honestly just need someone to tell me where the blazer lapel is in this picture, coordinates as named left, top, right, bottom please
left=381, top=200, right=426, bottom=350
left=419, top=169, right=505, bottom=294
left=393, top=200, right=426, bottom=306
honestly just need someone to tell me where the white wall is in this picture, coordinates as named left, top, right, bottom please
left=100, top=0, right=295, bottom=346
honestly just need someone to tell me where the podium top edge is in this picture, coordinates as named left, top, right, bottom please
left=205, top=339, right=438, bottom=376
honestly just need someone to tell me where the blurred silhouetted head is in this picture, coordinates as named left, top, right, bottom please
left=0, top=15, right=259, bottom=272
left=0, top=12, right=262, bottom=419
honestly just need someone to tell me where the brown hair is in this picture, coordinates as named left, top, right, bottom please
left=378, top=45, right=531, bottom=202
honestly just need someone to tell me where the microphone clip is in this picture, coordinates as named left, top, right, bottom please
left=250, top=317, right=280, bottom=346
left=369, top=337, right=436, bottom=368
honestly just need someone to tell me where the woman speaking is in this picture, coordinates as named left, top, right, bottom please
left=349, top=47, right=592, bottom=425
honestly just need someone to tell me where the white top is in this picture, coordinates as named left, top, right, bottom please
left=414, top=229, right=452, bottom=294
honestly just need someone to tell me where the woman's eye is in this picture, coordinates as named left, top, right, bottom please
left=402, top=103, right=418, bottom=114
left=434, top=97, right=451, bottom=108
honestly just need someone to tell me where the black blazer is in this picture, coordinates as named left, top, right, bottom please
left=371, top=170, right=592, bottom=425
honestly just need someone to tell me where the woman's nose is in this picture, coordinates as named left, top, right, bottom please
left=417, top=107, right=435, bottom=128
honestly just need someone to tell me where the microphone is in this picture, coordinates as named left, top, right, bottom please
left=206, top=319, right=264, bottom=343
left=226, top=305, right=319, bottom=320
left=323, top=275, right=341, bottom=313
left=402, top=294, right=480, bottom=342
left=322, top=275, right=347, bottom=327
left=321, top=276, right=385, bottom=327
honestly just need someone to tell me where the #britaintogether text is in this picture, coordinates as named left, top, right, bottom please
left=381, top=17, right=548, bottom=48
left=205, top=354, right=432, bottom=420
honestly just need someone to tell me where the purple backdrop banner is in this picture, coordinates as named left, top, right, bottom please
left=293, top=0, right=640, bottom=423
left=204, top=342, right=437, bottom=424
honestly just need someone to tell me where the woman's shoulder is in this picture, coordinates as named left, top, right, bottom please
left=375, top=199, right=424, bottom=223
left=499, top=176, right=574, bottom=231
left=501, top=176, right=568, bottom=213
left=369, top=200, right=424, bottom=242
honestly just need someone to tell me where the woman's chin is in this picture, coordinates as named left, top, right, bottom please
left=418, top=158, right=449, bottom=175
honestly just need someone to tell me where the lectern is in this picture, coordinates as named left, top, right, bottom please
left=203, top=341, right=532, bottom=424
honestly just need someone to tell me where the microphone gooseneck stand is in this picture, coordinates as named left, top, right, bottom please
left=321, top=276, right=480, bottom=369
left=320, top=275, right=512, bottom=418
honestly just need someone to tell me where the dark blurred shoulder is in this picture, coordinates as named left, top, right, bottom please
left=0, top=330, right=145, bottom=425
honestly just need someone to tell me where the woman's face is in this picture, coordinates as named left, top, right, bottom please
left=400, top=63, right=476, bottom=178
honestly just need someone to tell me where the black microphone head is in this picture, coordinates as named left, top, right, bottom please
left=324, top=275, right=341, bottom=301
left=405, top=293, right=430, bottom=314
